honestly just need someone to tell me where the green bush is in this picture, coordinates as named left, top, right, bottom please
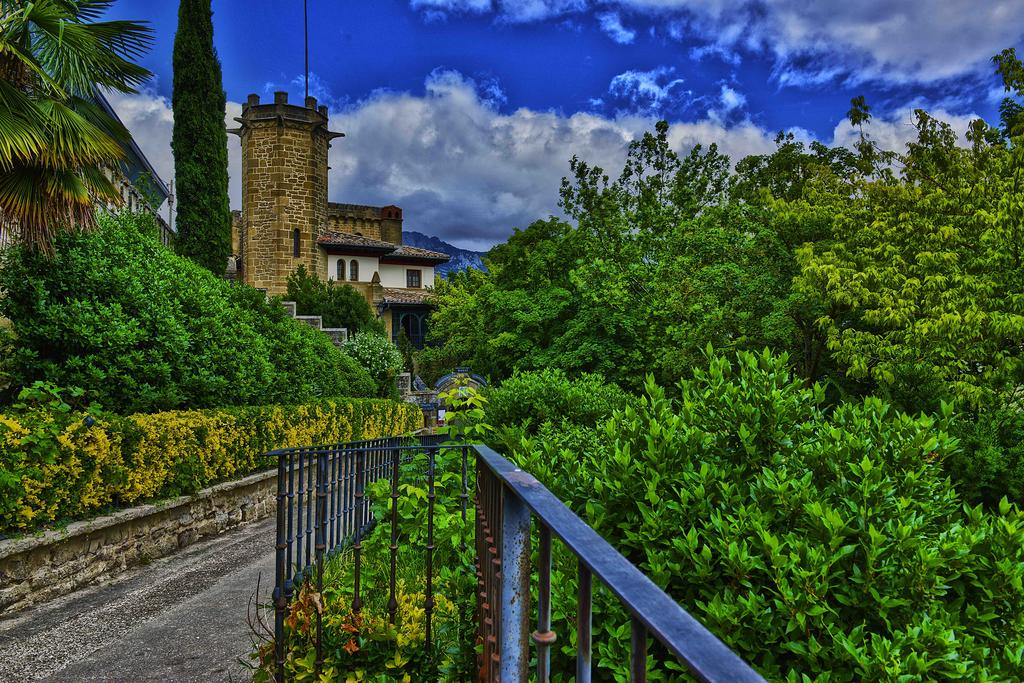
left=485, top=368, right=631, bottom=435
left=0, top=212, right=374, bottom=413
left=0, top=390, right=422, bottom=533
left=511, top=351, right=1024, bottom=681
left=285, top=264, right=385, bottom=334
left=341, top=332, right=404, bottom=399
left=946, top=407, right=1024, bottom=507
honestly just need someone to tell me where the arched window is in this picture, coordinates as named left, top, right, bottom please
left=336, top=259, right=344, bottom=281
left=349, top=259, right=359, bottom=281
left=292, top=229, right=301, bottom=257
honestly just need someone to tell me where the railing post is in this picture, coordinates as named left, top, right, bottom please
left=273, top=453, right=287, bottom=683
left=630, top=615, right=647, bottom=683
left=532, top=526, right=556, bottom=683
left=296, top=452, right=305, bottom=577
left=425, top=446, right=437, bottom=650
left=315, top=452, right=327, bottom=679
left=352, top=446, right=365, bottom=613
left=577, top=564, right=592, bottom=683
left=459, top=445, right=469, bottom=554
left=388, top=441, right=400, bottom=624
left=499, top=485, right=531, bottom=682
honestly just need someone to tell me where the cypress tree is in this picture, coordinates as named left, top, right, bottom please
left=171, top=0, right=231, bottom=274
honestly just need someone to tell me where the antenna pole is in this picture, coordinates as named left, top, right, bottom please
left=304, top=0, right=309, bottom=100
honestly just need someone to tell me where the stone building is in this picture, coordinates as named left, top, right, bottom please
left=229, top=91, right=448, bottom=347
left=95, top=93, right=174, bottom=245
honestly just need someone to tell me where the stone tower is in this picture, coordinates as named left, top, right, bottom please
left=230, top=91, right=343, bottom=294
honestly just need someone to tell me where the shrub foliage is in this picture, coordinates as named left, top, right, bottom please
left=341, top=332, right=404, bottom=399
left=484, top=368, right=630, bottom=434
left=286, top=265, right=384, bottom=334
left=0, top=386, right=422, bottom=533
left=0, top=212, right=375, bottom=413
left=509, top=351, right=1024, bottom=681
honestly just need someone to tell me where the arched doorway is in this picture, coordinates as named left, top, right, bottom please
left=393, top=308, right=428, bottom=348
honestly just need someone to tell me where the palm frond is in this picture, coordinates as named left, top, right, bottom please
left=34, top=97, right=125, bottom=167
left=0, top=161, right=99, bottom=253
left=21, top=1, right=153, bottom=95
left=0, top=80, right=48, bottom=167
left=0, top=0, right=153, bottom=252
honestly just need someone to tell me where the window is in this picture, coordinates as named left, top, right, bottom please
left=349, top=259, right=359, bottom=281
left=406, top=269, right=421, bottom=288
left=336, top=259, right=344, bottom=280
left=292, top=229, right=300, bottom=257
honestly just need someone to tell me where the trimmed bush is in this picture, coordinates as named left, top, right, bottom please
left=485, top=368, right=631, bottom=433
left=0, top=394, right=422, bottom=533
left=0, top=212, right=375, bottom=414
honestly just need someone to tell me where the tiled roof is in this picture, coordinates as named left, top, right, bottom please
left=388, top=245, right=450, bottom=261
left=316, top=232, right=395, bottom=250
left=317, top=233, right=450, bottom=262
left=380, top=287, right=435, bottom=305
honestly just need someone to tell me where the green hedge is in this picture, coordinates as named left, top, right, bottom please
left=0, top=397, right=422, bottom=534
left=0, top=211, right=375, bottom=414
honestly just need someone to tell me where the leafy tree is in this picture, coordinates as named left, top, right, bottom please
left=171, top=0, right=230, bottom=273
left=395, top=328, right=415, bottom=373
left=427, top=121, right=823, bottom=390
left=0, top=0, right=152, bottom=252
left=285, top=265, right=384, bottom=334
left=797, top=110, right=1024, bottom=412
left=730, top=132, right=862, bottom=205
left=993, top=47, right=1024, bottom=137
left=794, top=61, right=1024, bottom=504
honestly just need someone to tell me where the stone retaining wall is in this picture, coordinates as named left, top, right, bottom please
left=0, top=469, right=277, bottom=613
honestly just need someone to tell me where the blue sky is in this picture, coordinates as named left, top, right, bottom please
left=103, top=0, right=1024, bottom=249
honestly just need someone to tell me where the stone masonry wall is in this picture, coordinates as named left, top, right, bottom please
left=235, top=92, right=337, bottom=294
left=326, top=204, right=403, bottom=245
left=0, top=469, right=276, bottom=614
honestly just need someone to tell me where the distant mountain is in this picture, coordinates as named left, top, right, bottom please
left=403, top=231, right=488, bottom=278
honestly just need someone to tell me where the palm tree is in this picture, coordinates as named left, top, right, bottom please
left=0, top=0, right=152, bottom=253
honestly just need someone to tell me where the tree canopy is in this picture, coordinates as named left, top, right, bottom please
left=171, top=0, right=231, bottom=273
left=423, top=50, right=1024, bottom=506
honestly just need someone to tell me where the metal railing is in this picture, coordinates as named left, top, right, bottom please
left=268, top=435, right=766, bottom=683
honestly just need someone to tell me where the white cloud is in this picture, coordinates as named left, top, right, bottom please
left=102, top=87, right=243, bottom=222
left=607, top=66, right=687, bottom=113
left=830, top=105, right=980, bottom=152
left=718, top=84, right=746, bottom=113
left=106, top=71, right=986, bottom=252
left=410, top=0, right=492, bottom=13
left=597, top=11, right=636, bottom=44
left=409, top=0, right=1024, bottom=85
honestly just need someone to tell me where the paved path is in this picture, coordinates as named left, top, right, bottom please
left=0, top=517, right=276, bottom=683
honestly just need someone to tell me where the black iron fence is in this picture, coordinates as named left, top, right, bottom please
left=268, top=435, right=766, bottom=683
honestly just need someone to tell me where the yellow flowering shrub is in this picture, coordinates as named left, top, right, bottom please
left=0, top=399, right=422, bottom=533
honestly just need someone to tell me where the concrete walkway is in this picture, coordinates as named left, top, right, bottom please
left=0, top=517, right=276, bottom=683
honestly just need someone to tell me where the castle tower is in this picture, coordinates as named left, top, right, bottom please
left=230, top=91, right=343, bottom=294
